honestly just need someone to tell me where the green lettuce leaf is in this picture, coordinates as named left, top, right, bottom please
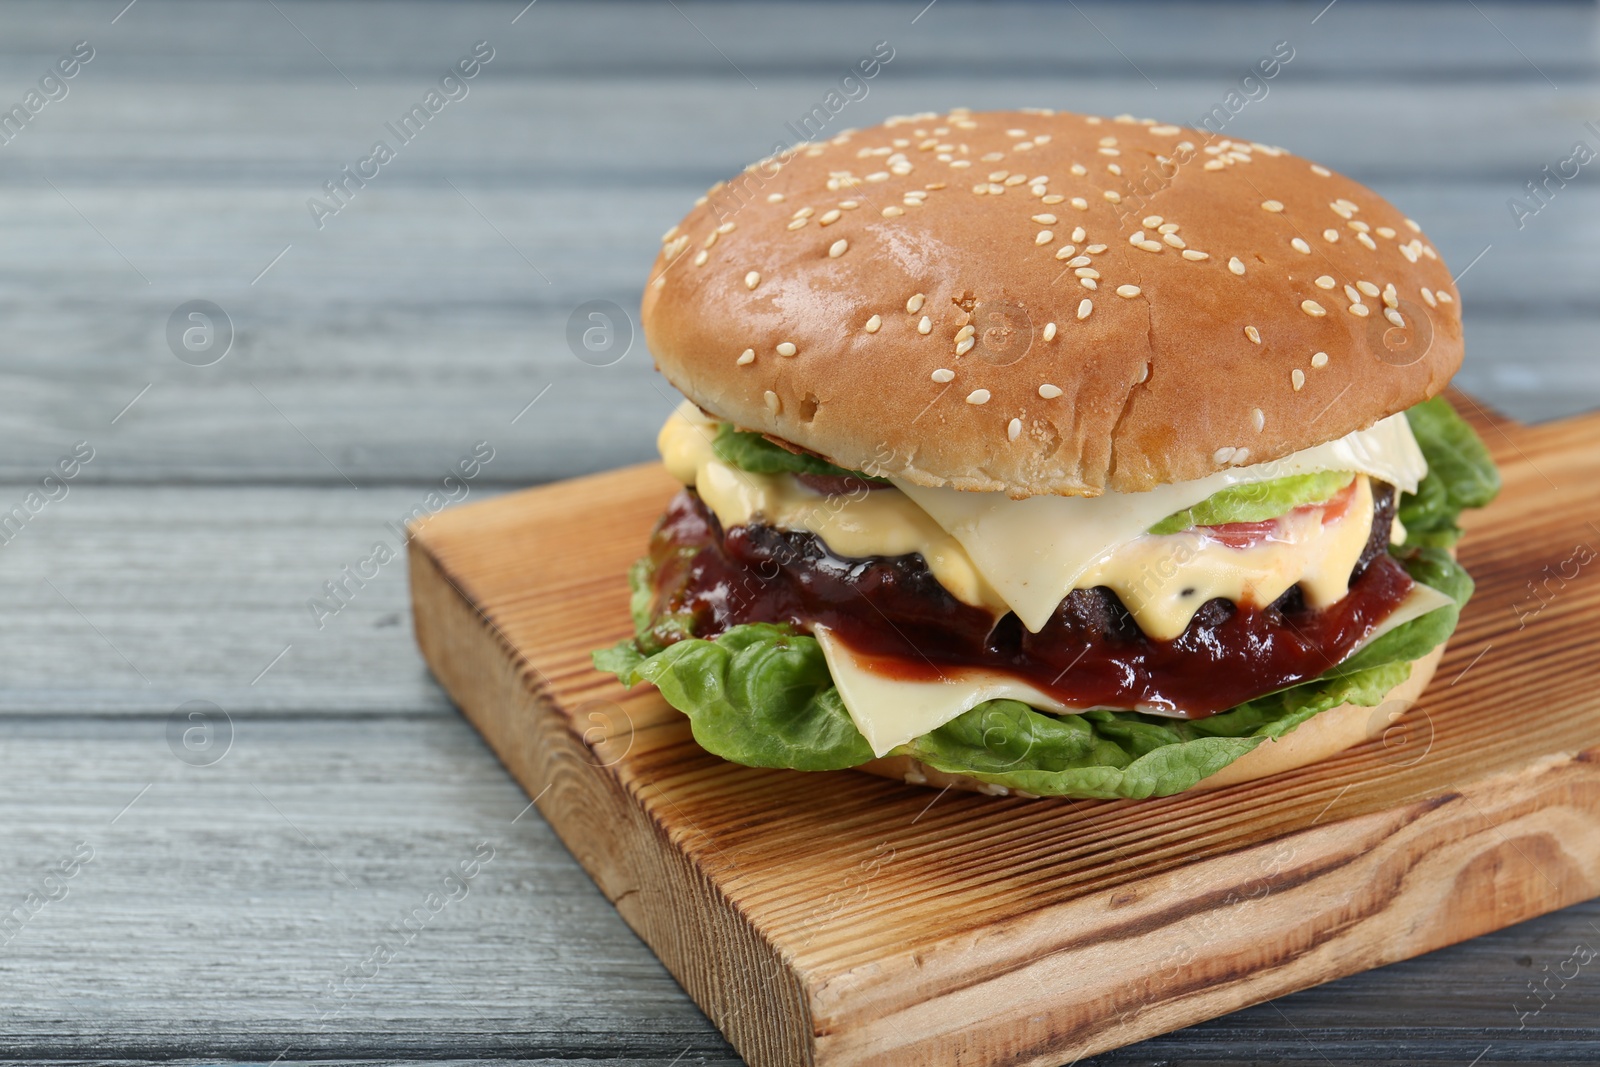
left=594, top=550, right=1474, bottom=798
left=712, top=423, right=887, bottom=483
left=1149, top=471, right=1356, bottom=535
left=1399, top=396, right=1500, bottom=548
left=603, top=623, right=875, bottom=771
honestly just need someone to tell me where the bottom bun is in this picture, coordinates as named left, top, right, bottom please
left=857, top=643, right=1447, bottom=798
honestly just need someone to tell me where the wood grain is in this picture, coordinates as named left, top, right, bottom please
left=410, top=395, right=1600, bottom=1067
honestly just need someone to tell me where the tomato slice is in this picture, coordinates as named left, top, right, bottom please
left=1198, top=477, right=1360, bottom=549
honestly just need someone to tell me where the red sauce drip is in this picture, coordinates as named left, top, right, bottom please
left=646, top=489, right=1413, bottom=719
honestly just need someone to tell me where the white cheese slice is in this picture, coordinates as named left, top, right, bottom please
left=817, top=580, right=1458, bottom=757
left=893, top=414, right=1428, bottom=633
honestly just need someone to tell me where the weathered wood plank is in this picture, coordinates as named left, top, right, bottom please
left=0, top=487, right=464, bottom=714
left=0, top=713, right=1592, bottom=1063
left=1, top=0, right=1593, bottom=79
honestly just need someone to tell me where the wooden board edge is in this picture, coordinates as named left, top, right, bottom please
left=805, top=748, right=1600, bottom=1066
left=407, top=536, right=817, bottom=1067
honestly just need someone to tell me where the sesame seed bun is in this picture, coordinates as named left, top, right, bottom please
left=641, top=108, right=1463, bottom=498
left=857, top=643, right=1446, bottom=797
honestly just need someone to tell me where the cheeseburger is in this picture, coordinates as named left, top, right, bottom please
left=596, top=108, right=1499, bottom=799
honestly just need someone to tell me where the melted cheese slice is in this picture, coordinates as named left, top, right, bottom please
left=894, top=413, right=1427, bottom=632
left=1078, top=476, right=1374, bottom=641
left=817, top=579, right=1458, bottom=757
left=658, top=403, right=1003, bottom=610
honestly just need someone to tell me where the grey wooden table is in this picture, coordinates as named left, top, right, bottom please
left=1, top=1, right=1595, bottom=1063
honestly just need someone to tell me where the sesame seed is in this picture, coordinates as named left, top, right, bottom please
left=1103, top=190, right=1122, bottom=203
left=1138, top=240, right=1163, bottom=253
left=1310, top=164, right=1331, bottom=176
left=1437, top=291, right=1454, bottom=303
left=1229, top=257, right=1246, bottom=276
left=931, top=368, right=955, bottom=383
left=1262, top=200, right=1284, bottom=213
left=1070, top=197, right=1089, bottom=210
left=1075, top=267, right=1100, bottom=279
left=1291, top=369, right=1306, bottom=391
left=1234, top=447, right=1250, bottom=464
left=1032, top=214, right=1058, bottom=225
left=1348, top=220, right=1371, bottom=233
left=1421, top=287, right=1437, bottom=308
left=1315, top=275, right=1336, bottom=289
left=1301, top=300, right=1326, bottom=317
left=717, top=221, right=736, bottom=234
left=787, top=219, right=808, bottom=231
left=1128, top=231, right=1145, bottom=246
left=793, top=207, right=814, bottom=219
left=988, top=170, right=1008, bottom=182
left=766, top=193, right=785, bottom=203
left=1007, top=417, right=1023, bottom=441
left=1038, top=383, right=1062, bottom=399
left=1357, top=232, right=1377, bottom=250
left=882, top=206, right=904, bottom=217
left=743, top=271, right=761, bottom=290
left=1080, top=278, right=1097, bottom=290
left=1376, top=226, right=1396, bottom=239
left=907, top=293, right=925, bottom=313
left=865, top=314, right=882, bottom=333
left=829, top=239, right=849, bottom=258
left=1077, top=298, right=1093, bottom=320
left=1054, top=245, right=1078, bottom=260
left=1344, top=285, right=1362, bottom=304
left=1323, top=229, right=1339, bottom=243
left=917, top=316, right=932, bottom=334
left=1291, top=238, right=1311, bottom=254
left=737, top=348, right=755, bottom=365
left=966, top=389, right=991, bottom=405
left=1070, top=163, right=1088, bottom=176
left=1087, top=243, right=1107, bottom=254
left=1072, top=227, right=1087, bottom=242
left=1116, top=284, right=1141, bottom=298
left=1142, top=215, right=1163, bottom=227
left=1203, top=159, right=1225, bottom=171
left=1383, top=283, right=1398, bottom=307
left=1182, top=249, right=1209, bottom=261
left=1214, top=446, right=1236, bottom=464
left=1349, top=304, right=1370, bottom=317
left=776, top=341, right=797, bottom=357
left=1251, top=407, right=1265, bottom=432
left=1135, top=362, right=1150, bottom=384
left=1385, top=308, right=1405, bottom=327
left=1042, top=322, right=1057, bottom=342
left=1245, top=325, right=1261, bottom=344
left=1036, top=230, right=1054, bottom=245
left=1158, top=223, right=1180, bottom=235
left=819, top=209, right=841, bottom=225
left=1311, top=351, right=1329, bottom=368
left=693, top=250, right=709, bottom=266
left=956, top=337, right=976, bottom=355
left=866, top=171, right=889, bottom=182
left=1356, top=281, right=1379, bottom=298
left=764, top=389, right=781, bottom=413
left=1041, top=194, right=1065, bottom=204
left=956, top=325, right=976, bottom=343
left=1163, top=233, right=1187, bottom=249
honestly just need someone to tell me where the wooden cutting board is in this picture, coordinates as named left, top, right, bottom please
left=408, top=392, right=1600, bottom=1067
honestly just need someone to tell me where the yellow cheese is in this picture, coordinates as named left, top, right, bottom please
left=656, top=403, right=1426, bottom=639
left=895, top=412, right=1427, bottom=633
left=1076, top=477, right=1375, bottom=641
left=657, top=403, right=1002, bottom=610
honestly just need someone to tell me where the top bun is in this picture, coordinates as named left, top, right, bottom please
left=641, top=108, right=1462, bottom=498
